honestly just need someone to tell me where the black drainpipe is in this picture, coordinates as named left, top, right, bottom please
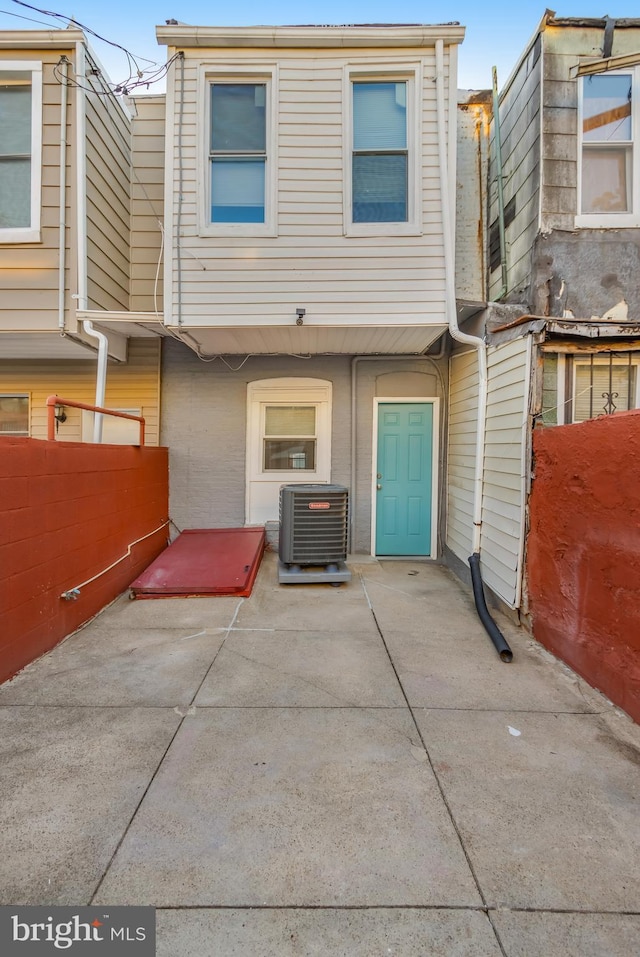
left=468, top=553, right=513, bottom=662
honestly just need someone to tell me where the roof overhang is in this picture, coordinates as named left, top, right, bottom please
left=571, top=51, right=640, bottom=77
left=156, top=23, right=465, bottom=49
left=0, top=29, right=85, bottom=50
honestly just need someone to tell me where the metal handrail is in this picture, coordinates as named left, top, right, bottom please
left=46, top=395, right=146, bottom=445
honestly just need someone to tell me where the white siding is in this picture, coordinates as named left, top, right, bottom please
left=447, top=337, right=530, bottom=608
left=481, top=337, right=530, bottom=607
left=165, top=45, right=456, bottom=329
left=447, top=348, right=479, bottom=563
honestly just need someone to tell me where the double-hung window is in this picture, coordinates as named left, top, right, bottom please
left=0, top=62, right=42, bottom=243
left=345, top=68, right=420, bottom=235
left=206, top=77, right=275, bottom=232
left=577, top=68, right=639, bottom=227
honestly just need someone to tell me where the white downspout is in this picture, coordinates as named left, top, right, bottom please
left=57, top=58, right=69, bottom=330
left=75, top=41, right=88, bottom=312
left=82, top=320, right=108, bottom=443
left=435, top=38, right=487, bottom=555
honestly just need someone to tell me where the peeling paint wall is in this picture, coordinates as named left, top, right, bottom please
left=456, top=91, right=491, bottom=301
left=526, top=411, right=640, bottom=723
left=531, top=229, right=640, bottom=320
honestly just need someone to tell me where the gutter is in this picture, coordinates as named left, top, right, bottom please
left=435, top=38, right=512, bottom=661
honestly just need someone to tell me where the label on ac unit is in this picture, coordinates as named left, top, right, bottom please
left=308, top=502, right=330, bottom=509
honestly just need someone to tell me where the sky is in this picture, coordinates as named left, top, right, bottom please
left=1, top=1, right=639, bottom=91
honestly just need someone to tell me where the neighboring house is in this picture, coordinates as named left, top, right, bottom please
left=0, top=31, right=163, bottom=444
left=448, top=13, right=640, bottom=616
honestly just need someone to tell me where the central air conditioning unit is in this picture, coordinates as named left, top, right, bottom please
left=278, top=484, right=351, bottom=585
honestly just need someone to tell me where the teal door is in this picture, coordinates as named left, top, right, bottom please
left=375, top=402, right=433, bottom=556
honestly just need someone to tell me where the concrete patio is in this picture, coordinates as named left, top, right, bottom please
left=1, top=551, right=639, bottom=956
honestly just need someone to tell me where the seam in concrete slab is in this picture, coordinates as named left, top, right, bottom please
left=88, top=598, right=244, bottom=906
left=359, top=573, right=509, bottom=957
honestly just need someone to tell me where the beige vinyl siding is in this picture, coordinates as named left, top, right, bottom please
left=84, top=57, right=131, bottom=312
left=0, top=338, right=161, bottom=445
left=446, top=348, right=479, bottom=564
left=167, top=46, right=453, bottom=327
left=130, top=94, right=165, bottom=313
left=488, top=35, right=542, bottom=301
left=480, top=337, right=530, bottom=607
left=0, top=51, right=75, bottom=333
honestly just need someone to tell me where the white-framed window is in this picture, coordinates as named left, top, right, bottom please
left=0, top=62, right=42, bottom=243
left=576, top=68, right=639, bottom=228
left=0, top=394, right=29, bottom=435
left=541, top=352, right=640, bottom=424
left=263, top=405, right=317, bottom=471
left=343, top=65, right=422, bottom=237
left=246, top=378, right=332, bottom=525
left=199, top=67, right=277, bottom=237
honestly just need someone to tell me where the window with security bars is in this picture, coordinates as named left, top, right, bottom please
left=0, top=394, right=29, bottom=435
left=263, top=405, right=316, bottom=471
left=352, top=81, right=408, bottom=223
left=573, top=359, right=637, bottom=421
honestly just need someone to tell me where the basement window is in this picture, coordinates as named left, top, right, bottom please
left=0, top=394, right=29, bottom=435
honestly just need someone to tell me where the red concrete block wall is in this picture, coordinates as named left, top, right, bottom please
left=526, top=411, right=640, bottom=723
left=0, top=437, right=169, bottom=684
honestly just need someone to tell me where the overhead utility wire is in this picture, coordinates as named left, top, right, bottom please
left=8, top=0, right=174, bottom=93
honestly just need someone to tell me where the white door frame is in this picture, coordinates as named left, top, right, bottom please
left=246, top=377, right=332, bottom=525
left=371, top=396, right=440, bottom=558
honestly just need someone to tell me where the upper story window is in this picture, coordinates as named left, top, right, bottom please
left=577, top=69, right=639, bottom=228
left=344, top=67, right=422, bottom=237
left=210, top=83, right=266, bottom=224
left=352, top=81, right=408, bottom=223
left=202, top=69, right=276, bottom=237
left=0, top=62, right=42, bottom=244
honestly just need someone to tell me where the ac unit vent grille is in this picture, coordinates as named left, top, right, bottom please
left=279, top=484, right=349, bottom=564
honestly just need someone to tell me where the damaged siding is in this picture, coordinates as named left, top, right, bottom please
left=488, top=35, right=542, bottom=302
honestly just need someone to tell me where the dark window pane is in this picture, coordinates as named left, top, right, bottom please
left=264, top=439, right=316, bottom=471
left=353, top=153, right=407, bottom=222
left=211, top=84, right=266, bottom=152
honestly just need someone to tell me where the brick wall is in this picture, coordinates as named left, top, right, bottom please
left=526, top=412, right=640, bottom=723
left=0, top=437, right=169, bottom=683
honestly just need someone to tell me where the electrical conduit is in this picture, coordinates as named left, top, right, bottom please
left=435, top=39, right=512, bottom=662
